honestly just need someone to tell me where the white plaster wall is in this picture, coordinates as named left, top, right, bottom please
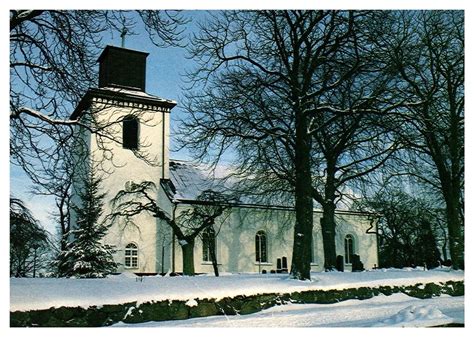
left=172, top=205, right=379, bottom=274
left=75, top=101, right=171, bottom=274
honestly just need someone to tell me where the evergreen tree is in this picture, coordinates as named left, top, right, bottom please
left=55, top=168, right=117, bottom=278
left=414, top=219, right=441, bottom=269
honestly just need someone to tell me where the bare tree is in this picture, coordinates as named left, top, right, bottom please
left=109, top=182, right=231, bottom=276
left=354, top=188, right=442, bottom=269
left=375, top=11, right=464, bottom=269
left=178, top=190, right=232, bottom=276
left=29, top=134, right=80, bottom=253
left=179, top=10, right=401, bottom=277
left=10, top=197, right=52, bottom=277
left=9, top=9, right=188, bottom=194
left=300, top=24, right=406, bottom=267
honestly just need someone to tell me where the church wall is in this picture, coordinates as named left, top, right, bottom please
left=334, top=212, right=379, bottom=271
left=171, top=204, right=378, bottom=274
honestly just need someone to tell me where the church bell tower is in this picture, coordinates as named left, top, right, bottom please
left=70, top=45, right=177, bottom=274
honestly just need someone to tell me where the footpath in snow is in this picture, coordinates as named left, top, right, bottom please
left=10, top=267, right=463, bottom=312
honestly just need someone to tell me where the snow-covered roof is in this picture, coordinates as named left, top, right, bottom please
left=167, top=159, right=364, bottom=215
left=168, top=159, right=231, bottom=201
left=100, top=86, right=177, bottom=105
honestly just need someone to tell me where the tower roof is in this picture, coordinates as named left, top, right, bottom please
left=98, top=45, right=149, bottom=91
left=70, top=45, right=176, bottom=120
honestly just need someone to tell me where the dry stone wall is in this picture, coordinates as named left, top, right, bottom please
left=10, top=280, right=464, bottom=327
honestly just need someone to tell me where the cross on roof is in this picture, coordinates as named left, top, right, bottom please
left=120, top=26, right=128, bottom=48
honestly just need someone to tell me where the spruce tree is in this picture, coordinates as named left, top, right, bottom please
left=56, top=167, right=117, bottom=278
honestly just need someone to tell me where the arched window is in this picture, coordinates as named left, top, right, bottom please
left=202, top=227, right=216, bottom=262
left=344, top=235, right=355, bottom=264
left=123, top=116, right=139, bottom=150
left=125, top=243, right=138, bottom=268
left=255, top=231, right=268, bottom=263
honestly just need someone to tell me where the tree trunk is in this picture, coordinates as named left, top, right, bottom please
left=321, top=201, right=338, bottom=270
left=320, top=162, right=338, bottom=271
left=181, top=238, right=195, bottom=276
left=290, top=109, right=313, bottom=281
left=58, top=185, right=70, bottom=252
left=437, top=164, right=463, bottom=270
left=444, top=191, right=464, bottom=269
left=442, top=237, right=448, bottom=262
left=209, top=237, right=219, bottom=277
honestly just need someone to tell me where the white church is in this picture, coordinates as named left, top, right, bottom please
left=70, top=45, right=379, bottom=275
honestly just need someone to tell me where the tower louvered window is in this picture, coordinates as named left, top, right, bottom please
left=123, top=116, right=139, bottom=149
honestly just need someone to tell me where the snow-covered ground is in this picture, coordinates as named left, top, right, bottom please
left=112, top=293, right=464, bottom=328
left=10, top=268, right=463, bottom=312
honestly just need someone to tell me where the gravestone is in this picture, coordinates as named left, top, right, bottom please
left=282, top=256, right=288, bottom=273
left=336, top=255, right=344, bottom=272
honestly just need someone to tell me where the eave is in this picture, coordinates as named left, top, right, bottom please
left=70, top=87, right=177, bottom=120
